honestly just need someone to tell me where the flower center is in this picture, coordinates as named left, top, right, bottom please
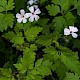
left=70, top=30, right=72, bottom=33
left=32, top=12, right=34, bottom=15
left=21, top=15, right=24, bottom=18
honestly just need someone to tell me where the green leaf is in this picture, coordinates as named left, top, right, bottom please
left=52, top=0, right=69, bottom=11
left=25, top=26, right=42, bottom=41
left=0, top=68, right=12, bottom=77
left=2, top=31, right=24, bottom=45
left=21, top=47, right=36, bottom=69
left=10, top=36, right=24, bottom=45
left=37, top=67, right=51, bottom=77
left=0, top=77, right=10, bottom=80
left=14, top=47, right=36, bottom=73
left=60, top=53, right=80, bottom=75
left=64, top=12, right=74, bottom=26
left=43, top=46, right=59, bottom=61
left=36, top=60, right=52, bottom=77
left=77, top=6, right=80, bottom=16
left=30, top=69, right=40, bottom=75
left=30, top=44, right=37, bottom=51
left=37, top=18, right=50, bottom=34
left=6, top=0, right=14, bottom=11
left=46, top=4, right=60, bottom=16
left=0, top=13, right=14, bottom=32
left=69, top=0, right=78, bottom=8
left=35, top=58, right=43, bottom=68
left=36, top=35, right=52, bottom=46
left=64, top=73, right=79, bottom=80
left=2, top=31, right=15, bottom=40
left=53, top=16, right=66, bottom=33
left=0, top=0, right=7, bottom=12
left=61, top=0, right=69, bottom=11
left=14, top=63, right=27, bottom=74
left=52, top=60, right=68, bottom=80
left=43, top=46, right=56, bottom=55
left=0, top=0, right=14, bottom=12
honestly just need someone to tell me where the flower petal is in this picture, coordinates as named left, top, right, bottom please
left=29, top=6, right=34, bottom=13
left=16, top=13, right=22, bottom=18
left=17, top=18, right=23, bottom=23
left=69, top=26, right=78, bottom=32
left=34, top=15, right=39, bottom=21
left=64, top=28, right=70, bottom=35
left=29, top=16, right=34, bottom=22
left=24, top=13, right=32, bottom=18
left=22, top=18, right=27, bottom=23
left=20, top=9, right=25, bottom=15
left=71, top=32, right=78, bottom=38
left=34, top=8, right=41, bottom=14
left=28, top=0, right=34, bottom=5
left=33, top=5, right=38, bottom=9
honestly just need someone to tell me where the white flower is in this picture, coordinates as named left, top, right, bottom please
left=27, top=0, right=38, bottom=5
left=27, top=5, right=38, bottom=9
left=64, top=26, right=78, bottom=38
left=16, top=9, right=28, bottom=23
left=26, top=6, right=41, bottom=22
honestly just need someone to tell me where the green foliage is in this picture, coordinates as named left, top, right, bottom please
left=0, top=0, right=80, bottom=80
left=2, top=31, right=24, bottom=45
left=14, top=46, right=52, bottom=79
left=39, top=0, right=48, bottom=5
left=0, top=68, right=14, bottom=80
left=46, top=4, right=60, bottom=16
left=0, top=13, right=14, bottom=32
left=64, top=73, right=80, bottom=80
left=43, top=45, right=80, bottom=80
left=0, top=0, right=14, bottom=12
left=52, top=0, right=69, bottom=11
left=72, top=39, right=80, bottom=49
left=64, top=12, right=74, bottom=26
left=14, top=46, right=36, bottom=73
left=0, top=0, right=14, bottom=32
left=6, top=0, right=15, bottom=11
left=25, top=26, right=42, bottom=41
left=15, top=0, right=27, bottom=13
left=53, top=16, right=66, bottom=32
left=0, top=68, right=12, bottom=77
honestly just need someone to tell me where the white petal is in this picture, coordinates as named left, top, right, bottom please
left=28, top=0, right=34, bottom=5
left=64, top=28, right=70, bottom=35
left=17, top=18, right=23, bottom=23
left=29, top=6, right=34, bottom=13
left=34, top=0, right=38, bottom=3
left=71, top=32, right=78, bottom=38
left=16, top=13, right=22, bottom=18
left=22, top=18, right=27, bottom=23
left=73, top=27, right=78, bottom=32
left=33, top=5, right=38, bottom=9
left=34, top=8, right=41, bottom=14
left=69, top=26, right=78, bottom=32
left=20, top=9, right=25, bottom=15
left=24, top=13, right=32, bottom=18
left=29, top=16, right=34, bottom=22
left=34, top=15, right=39, bottom=21
left=34, top=0, right=38, bottom=1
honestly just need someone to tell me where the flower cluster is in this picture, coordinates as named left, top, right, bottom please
left=16, top=1, right=79, bottom=39
left=16, top=0, right=41, bottom=23
left=64, top=26, right=78, bottom=38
